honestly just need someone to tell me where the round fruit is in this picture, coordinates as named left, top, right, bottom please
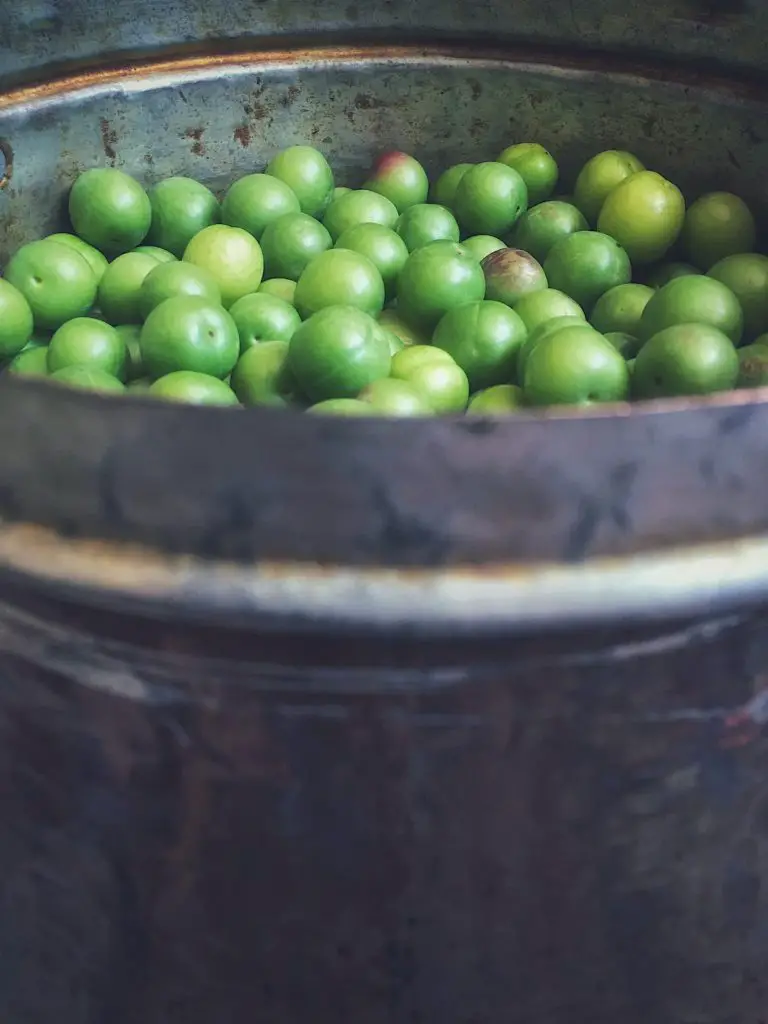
left=46, top=233, right=109, bottom=281
left=632, top=323, right=738, bottom=397
left=322, top=189, right=399, bottom=241
left=638, top=274, right=743, bottom=345
left=49, top=365, right=125, bottom=393
left=364, top=152, right=429, bottom=212
left=497, top=142, right=558, bottom=205
left=590, top=283, right=654, bottom=336
left=294, top=248, right=385, bottom=319
left=681, top=192, right=756, bottom=270
left=266, top=146, right=334, bottom=217
left=228, top=292, right=301, bottom=352
left=336, top=223, right=409, bottom=299
left=140, top=296, right=240, bottom=379
left=511, top=201, right=589, bottom=264
left=431, top=163, right=472, bottom=208
left=377, top=309, right=428, bottom=347
left=358, top=377, right=432, bottom=416
left=5, top=240, right=97, bottom=329
left=259, top=278, right=297, bottom=304
left=397, top=240, right=486, bottom=332
left=133, top=245, right=177, bottom=263
left=68, top=168, right=151, bottom=256
left=149, top=371, right=239, bottom=405
left=573, top=150, right=644, bottom=224
left=8, top=345, right=49, bottom=377
left=47, top=317, right=127, bottom=379
left=543, top=231, right=631, bottom=311
left=453, top=162, right=528, bottom=236
left=390, top=345, right=469, bottom=413
left=708, top=253, right=768, bottom=341
left=597, top=171, right=685, bottom=264
left=287, top=305, right=390, bottom=401
left=260, top=212, right=332, bottom=280
left=523, top=326, right=629, bottom=406
left=481, top=248, right=548, bottom=306
left=461, top=235, right=506, bottom=262
left=140, top=261, right=221, bottom=318
left=0, top=279, right=33, bottom=358
left=513, top=289, right=585, bottom=334
left=467, top=384, right=524, bottom=414
left=736, top=343, right=768, bottom=388
left=432, top=299, right=527, bottom=391
left=604, top=332, right=643, bottom=359
left=517, top=317, right=600, bottom=382
left=145, top=177, right=221, bottom=257
left=396, top=204, right=460, bottom=251
left=221, top=173, right=301, bottom=239
left=98, top=252, right=159, bottom=324
left=306, top=398, right=371, bottom=415
left=646, top=261, right=698, bottom=288
left=116, top=324, right=144, bottom=380
left=230, top=341, right=296, bottom=407
left=183, top=224, right=264, bottom=307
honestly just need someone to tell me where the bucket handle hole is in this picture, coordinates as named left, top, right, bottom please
left=0, top=140, right=13, bottom=190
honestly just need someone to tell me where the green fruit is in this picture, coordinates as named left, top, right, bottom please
left=513, top=289, right=585, bottom=334
left=377, top=309, right=428, bottom=347
left=431, top=163, right=472, bottom=208
left=453, top=162, right=528, bottom=236
left=287, top=305, right=391, bottom=401
left=597, top=171, right=685, bottom=264
left=294, top=248, right=385, bottom=319
left=682, top=192, right=756, bottom=270
left=49, top=365, right=125, bottom=393
left=230, top=340, right=296, bottom=406
left=306, top=398, right=371, bottom=415
left=229, top=292, right=301, bottom=352
left=46, top=232, right=109, bottom=281
left=518, top=318, right=602, bottom=384
left=98, top=251, right=160, bottom=324
left=573, top=150, right=644, bottom=224
left=397, top=240, right=485, bottom=333
left=496, top=142, right=558, bottom=205
left=432, top=299, right=527, bottom=391
left=115, top=324, right=144, bottom=380
left=47, top=317, right=127, bottom=379
left=461, top=235, right=507, bottom=262
left=68, top=168, right=151, bottom=256
left=133, top=245, right=178, bottom=263
left=5, top=240, right=97, bottom=330
left=523, top=326, right=629, bottom=406
left=146, top=176, right=221, bottom=257
left=336, top=224, right=409, bottom=299
left=396, top=204, right=460, bottom=251
left=708, top=253, right=768, bottom=341
left=0, top=278, right=34, bottom=358
left=511, top=201, right=588, bottom=264
left=604, top=332, right=643, bottom=359
left=149, top=371, right=239, bottom=405
left=7, top=345, right=49, bottom=377
left=140, top=296, right=240, bottom=379
left=632, top=323, right=738, bottom=397
left=645, top=262, right=698, bottom=289
left=259, top=278, right=297, bottom=304
left=358, top=377, right=433, bottom=416
left=260, top=212, right=332, bottom=280
left=736, top=343, right=768, bottom=388
left=390, top=345, right=469, bottom=413
left=266, top=146, right=335, bottom=218
left=543, top=231, right=631, bottom=311
left=221, top=173, right=301, bottom=239
left=638, top=275, right=743, bottom=345
left=466, top=384, right=524, bottom=414
left=590, top=283, right=654, bottom=336
left=322, top=189, right=399, bottom=242
left=140, top=261, right=221, bottom=318
left=364, top=152, right=429, bottom=212
left=183, top=224, right=264, bottom=307
left=482, top=248, right=548, bottom=306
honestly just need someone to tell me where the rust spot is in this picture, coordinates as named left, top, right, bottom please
left=99, top=117, right=117, bottom=163
left=280, top=84, right=300, bottom=107
left=468, top=78, right=482, bottom=101
left=244, top=100, right=268, bottom=121
left=0, top=139, right=13, bottom=189
left=185, top=127, right=205, bottom=157
left=234, top=125, right=251, bottom=148
left=354, top=92, right=384, bottom=111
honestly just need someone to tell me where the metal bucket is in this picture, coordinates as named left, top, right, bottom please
left=2, top=3, right=768, bottom=1021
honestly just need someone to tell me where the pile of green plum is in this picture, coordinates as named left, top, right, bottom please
left=1, top=141, right=765, bottom=414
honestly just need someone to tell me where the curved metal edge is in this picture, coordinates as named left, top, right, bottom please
left=0, top=522, right=766, bottom=633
